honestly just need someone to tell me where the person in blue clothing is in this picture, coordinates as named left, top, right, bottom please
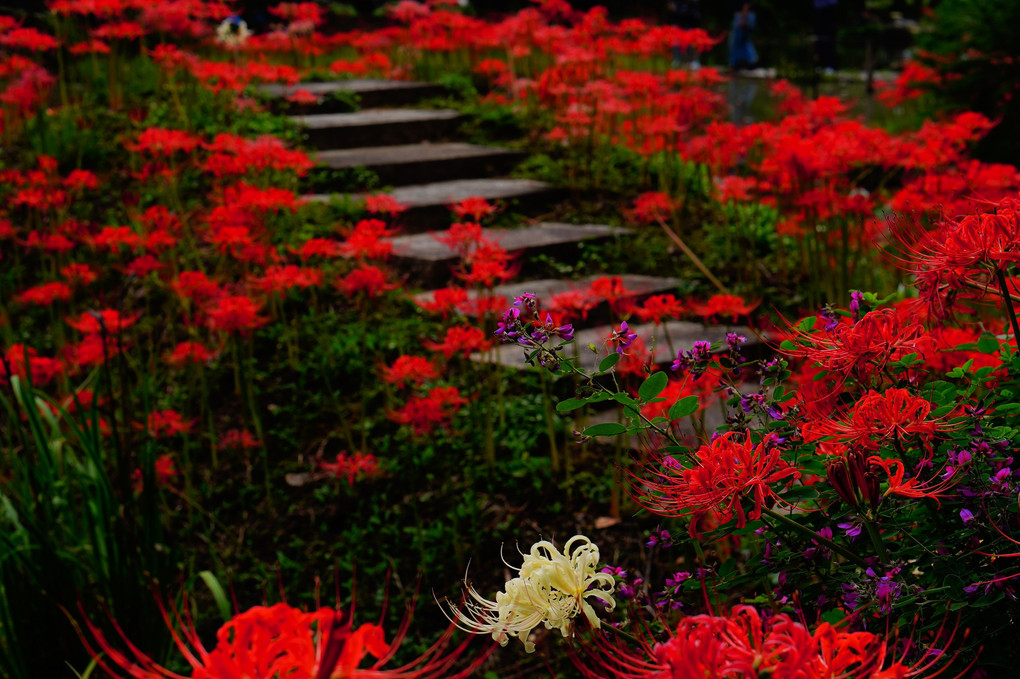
left=729, top=2, right=758, bottom=71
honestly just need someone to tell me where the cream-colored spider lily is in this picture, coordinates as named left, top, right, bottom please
left=447, top=535, right=616, bottom=653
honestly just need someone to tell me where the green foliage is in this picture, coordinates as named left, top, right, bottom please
left=0, top=375, right=177, bottom=679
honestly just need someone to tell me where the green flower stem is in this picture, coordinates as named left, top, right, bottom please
left=762, top=508, right=869, bottom=569
left=862, top=515, right=890, bottom=563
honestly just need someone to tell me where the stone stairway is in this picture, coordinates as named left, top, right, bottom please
left=277, top=77, right=762, bottom=386
left=284, top=79, right=564, bottom=232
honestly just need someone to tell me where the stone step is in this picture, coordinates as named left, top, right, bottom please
left=415, top=274, right=679, bottom=328
left=306, top=179, right=564, bottom=232
left=389, top=222, right=630, bottom=286
left=292, top=109, right=462, bottom=149
left=475, top=319, right=759, bottom=371
left=317, top=142, right=524, bottom=187
left=263, top=79, right=446, bottom=112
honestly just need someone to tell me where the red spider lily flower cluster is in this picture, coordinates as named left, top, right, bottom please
left=803, top=388, right=957, bottom=452
left=79, top=593, right=487, bottom=679
left=318, top=451, right=382, bottom=485
left=781, top=310, right=935, bottom=386
left=630, top=432, right=800, bottom=538
left=575, top=605, right=968, bottom=679
left=388, top=386, right=467, bottom=437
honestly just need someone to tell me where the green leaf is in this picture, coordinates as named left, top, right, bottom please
left=584, top=422, right=628, bottom=437
left=780, top=339, right=797, bottom=351
left=668, top=395, right=700, bottom=420
left=978, top=334, right=1000, bottom=354
left=638, top=372, right=669, bottom=402
left=798, top=316, right=817, bottom=331
left=199, top=570, right=232, bottom=622
left=821, top=609, right=846, bottom=625
left=599, top=353, right=620, bottom=372
left=556, top=398, right=587, bottom=412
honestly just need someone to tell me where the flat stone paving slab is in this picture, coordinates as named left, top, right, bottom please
left=389, top=222, right=629, bottom=261
left=292, top=108, right=460, bottom=128
left=263, top=79, right=446, bottom=109
left=335, top=178, right=558, bottom=208
left=316, top=142, right=518, bottom=168
left=476, top=319, right=759, bottom=371
left=306, top=180, right=564, bottom=231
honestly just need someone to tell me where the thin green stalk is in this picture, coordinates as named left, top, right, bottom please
left=862, top=516, right=889, bottom=563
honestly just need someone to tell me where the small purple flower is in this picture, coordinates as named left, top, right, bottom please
left=646, top=525, right=673, bottom=549
left=960, top=508, right=976, bottom=525
left=849, top=290, right=865, bottom=321
left=611, top=321, right=638, bottom=355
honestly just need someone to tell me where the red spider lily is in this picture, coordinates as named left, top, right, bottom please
left=61, top=264, right=99, bottom=288
left=588, top=276, right=635, bottom=310
left=219, top=428, right=261, bottom=451
left=336, top=264, right=398, bottom=299
left=630, top=431, right=800, bottom=538
left=286, top=89, right=320, bottom=105
left=204, top=296, right=267, bottom=334
left=575, top=604, right=968, bottom=679
left=0, top=344, right=62, bottom=386
left=17, top=281, right=72, bottom=306
left=166, top=341, right=215, bottom=367
left=92, top=20, right=146, bottom=40
left=634, top=294, right=686, bottom=325
left=890, top=198, right=1020, bottom=321
left=629, top=191, right=679, bottom=225
left=252, top=265, right=325, bottom=295
left=451, top=197, right=498, bottom=222
left=223, top=183, right=303, bottom=213
left=93, top=226, right=144, bottom=253
left=68, top=39, right=110, bottom=55
left=126, top=127, right=201, bottom=156
left=0, top=27, right=60, bottom=51
left=294, top=237, right=344, bottom=259
left=363, top=194, right=408, bottom=216
left=551, top=290, right=597, bottom=321
left=124, top=255, right=164, bottom=278
left=66, top=310, right=140, bottom=335
left=65, top=169, right=99, bottom=191
left=805, top=388, right=957, bottom=453
left=868, top=456, right=960, bottom=507
left=388, top=386, right=467, bottom=436
left=141, top=410, right=193, bottom=438
left=423, top=325, right=490, bottom=358
left=381, top=355, right=438, bottom=387
left=781, top=310, right=936, bottom=386
left=171, top=271, right=224, bottom=303
left=433, top=221, right=486, bottom=256
left=131, top=454, right=178, bottom=493
left=691, top=294, right=758, bottom=322
left=78, top=590, right=486, bottom=679
left=65, top=334, right=123, bottom=372
left=453, top=245, right=518, bottom=287
left=340, top=219, right=396, bottom=260
left=415, top=286, right=469, bottom=317
left=318, top=451, right=382, bottom=485
left=203, top=133, right=314, bottom=177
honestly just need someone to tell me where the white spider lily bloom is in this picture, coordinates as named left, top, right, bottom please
left=215, top=17, right=251, bottom=49
left=448, top=535, right=616, bottom=653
